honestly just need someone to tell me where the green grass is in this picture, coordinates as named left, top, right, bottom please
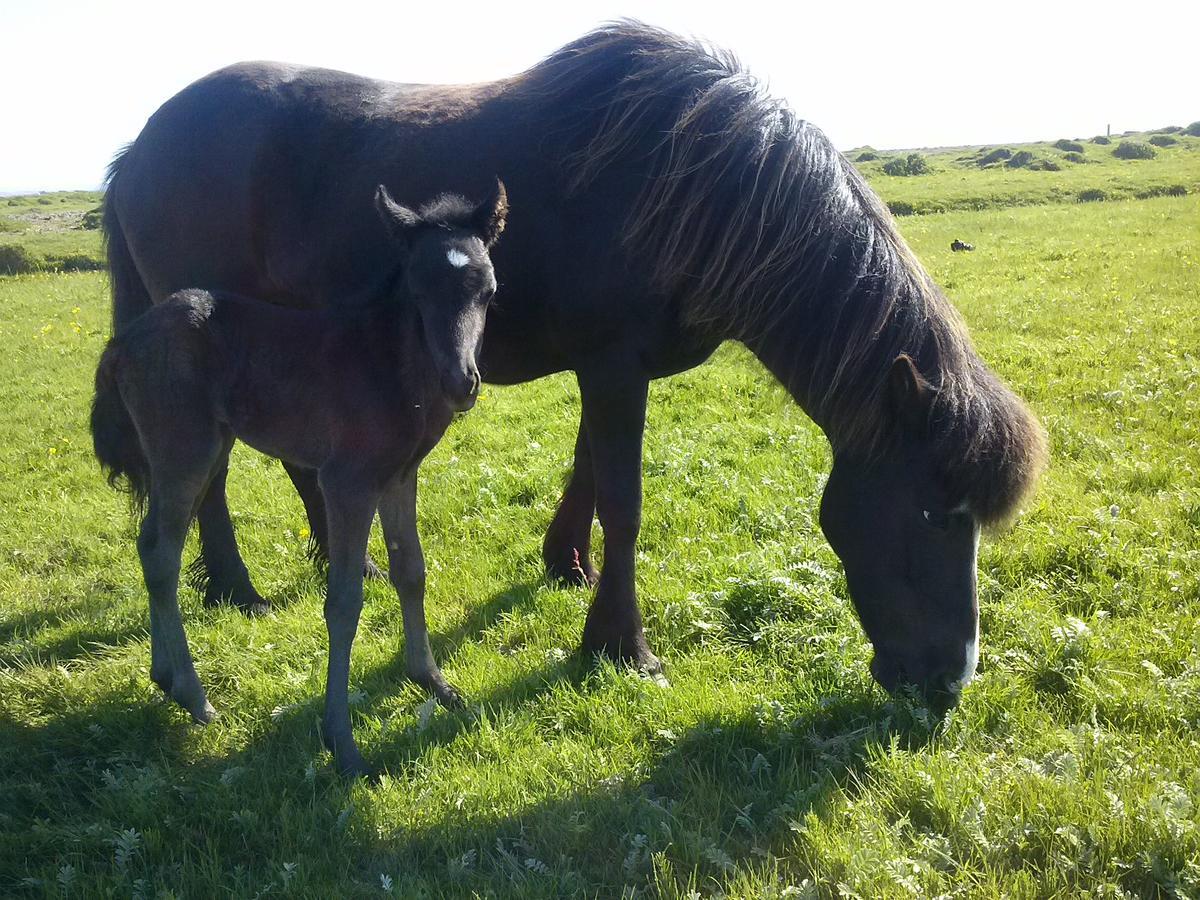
left=1, top=169, right=1199, bottom=895
left=852, top=129, right=1200, bottom=215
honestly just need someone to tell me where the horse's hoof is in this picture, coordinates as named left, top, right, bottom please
left=581, top=633, right=663, bottom=675
left=434, top=681, right=465, bottom=710
left=363, top=556, right=387, bottom=581
left=544, top=547, right=599, bottom=587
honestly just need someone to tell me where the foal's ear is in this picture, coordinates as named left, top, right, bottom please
left=888, top=354, right=935, bottom=432
left=472, top=178, right=508, bottom=248
left=375, top=184, right=422, bottom=242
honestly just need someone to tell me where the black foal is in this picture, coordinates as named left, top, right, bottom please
left=92, top=181, right=506, bottom=776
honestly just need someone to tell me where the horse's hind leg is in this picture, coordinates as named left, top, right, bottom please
left=192, top=457, right=271, bottom=615
left=141, top=476, right=218, bottom=724
left=542, top=412, right=600, bottom=586
left=378, top=472, right=462, bottom=707
left=283, top=462, right=386, bottom=580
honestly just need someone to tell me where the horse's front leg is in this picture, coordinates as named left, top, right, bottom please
left=378, top=472, right=462, bottom=706
left=576, top=358, right=660, bottom=673
left=316, top=470, right=379, bottom=778
left=542, top=415, right=600, bottom=586
left=283, top=462, right=386, bottom=581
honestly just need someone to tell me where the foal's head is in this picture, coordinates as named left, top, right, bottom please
left=375, top=180, right=507, bottom=410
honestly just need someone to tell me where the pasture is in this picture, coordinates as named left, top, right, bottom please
left=1, top=135, right=1199, bottom=896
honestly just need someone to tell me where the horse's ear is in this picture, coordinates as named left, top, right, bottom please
left=473, top=178, right=507, bottom=247
left=888, top=354, right=935, bottom=432
left=375, top=184, right=421, bottom=242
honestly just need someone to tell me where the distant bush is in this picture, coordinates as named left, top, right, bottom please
left=1153, top=126, right=1182, bottom=134
left=881, top=153, right=931, bottom=176
left=1076, top=189, right=1107, bottom=203
left=978, top=147, right=1012, bottom=166
left=1006, top=150, right=1035, bottom=168
left=1184, top=122, right=1200, bottom=137
left=1029, top=159, right=1061, bottom=171
left=887, top=200, right=916, bottom=216
left=1135, top=184, right=1188, bottom=199
left=80, top=207, right=103, bottom=230
left=856, top=150, right=878, bottom=162
left=1090, top=135, right=1111, bottom=145
left=36, top=197, right=52, bottom=206
left=0, top=244, right=40, bottom=274
left=1063, top=152, right=1087, bottom=164
left=1113, top=141, right=1156, bottom=160
left=1053, top=139, right=1084, bottom=152
left=1148, top=135, right=1176, bottom=147
left=47, top=253, right=105, bottom=273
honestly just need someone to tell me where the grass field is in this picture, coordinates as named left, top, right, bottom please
left=1, top=136, right=1198, bottom=897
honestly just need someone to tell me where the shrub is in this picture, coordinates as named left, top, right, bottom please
left=1153, top=126, right=1182, bottom=134
left=80, top=207, right=103, bottom=230
left=856, top=150, right=878, bottom=162
left=1148, top=135, right=1176, bottom=147
left=1113, top=141, right=1156, bottom=160
left=1029, top=159, right=1061, bottom=171
left=1091, top=135, right=1111, bottom=145
left=1063, top=152, right=1087, bottom=164
left=1006, top=150, right=1035, bottom=168
left=1135, top=184, right=1188, bottom=199
left=0, top=244, right=41, bottom=274
left=1053, top=139, right=1084, bottom=152
left=887, top=200, right=915, bottom=216
left=36, top=197, right=52, bottom=206
left=1184, top=122, right=1200, bottom=137
left=978, top=147, right=1012, bottom=166
left=881, top=153, right=931, bottom=176
left=48, top=253, right=105, bottom=272
left=1076, top=189, right=1107, bottom=203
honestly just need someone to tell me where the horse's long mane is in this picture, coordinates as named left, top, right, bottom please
left=514, top=21, right=1046, bottom=525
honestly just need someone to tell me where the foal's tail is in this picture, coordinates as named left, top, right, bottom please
left=90, top=341, right=150, bottom=512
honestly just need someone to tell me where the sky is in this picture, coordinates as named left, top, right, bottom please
left=1, top=0, right=1196, bottom=192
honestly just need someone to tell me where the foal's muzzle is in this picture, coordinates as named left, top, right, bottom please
left=442, top=366, right=481, bottom=411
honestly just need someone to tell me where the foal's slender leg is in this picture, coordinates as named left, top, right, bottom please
left=378, top=473, right=462, bottom=706
left=317, top=471, right=379, bottom=778
left=576, top=360, right=660, bottom=672
left=142, top=483, right=216, bottom=724
left=542, top=414, right=600, bottom=586
left=194, top=454, right=270, bottom=614
left=283, top=462, right=385, bottom=580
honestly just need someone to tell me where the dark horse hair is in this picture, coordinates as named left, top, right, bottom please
left=515, top=22, right=1046, bottom=525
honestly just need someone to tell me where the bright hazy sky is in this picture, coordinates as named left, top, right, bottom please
left=2, top=0, right=1196, bottom=192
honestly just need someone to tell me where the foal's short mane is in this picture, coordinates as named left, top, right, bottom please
left=416, top=194, right=477, bottom=228
left=516, top=21, right=1046, bottom=524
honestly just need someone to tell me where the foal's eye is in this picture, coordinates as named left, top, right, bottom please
left=922, top=508, right=949, bottom=530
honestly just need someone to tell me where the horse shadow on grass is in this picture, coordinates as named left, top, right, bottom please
left=0, top=567, right=941, bottom=895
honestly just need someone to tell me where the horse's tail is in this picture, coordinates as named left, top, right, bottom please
left=103, top=145, right=153, bottom=335
left=91, top=340, right=149, bottom=512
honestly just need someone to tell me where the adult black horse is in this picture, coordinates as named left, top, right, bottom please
left=102, top=22, right=1045, bottom=701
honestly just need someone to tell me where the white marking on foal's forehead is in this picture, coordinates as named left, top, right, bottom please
left=446, top=248, right=470, bottom=268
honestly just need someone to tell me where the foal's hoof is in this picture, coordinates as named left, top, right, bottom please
left=191, top=699, right=218, bottom=725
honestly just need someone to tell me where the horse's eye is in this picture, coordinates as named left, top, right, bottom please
left=922, top=509, right=949, bottom=530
